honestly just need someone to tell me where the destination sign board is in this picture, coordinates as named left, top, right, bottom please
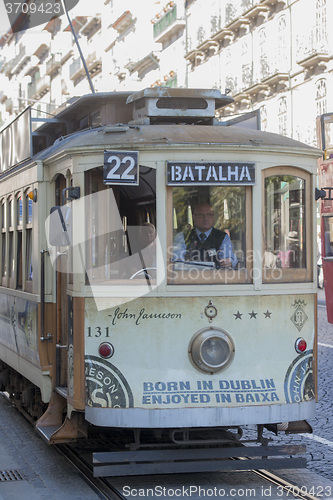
left=166, top=161, right=255, bottom=186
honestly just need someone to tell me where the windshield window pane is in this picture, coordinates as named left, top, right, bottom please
left=169, top=185, right=249, bottom=284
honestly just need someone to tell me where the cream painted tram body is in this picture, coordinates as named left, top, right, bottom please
left=0, top=88, right=321, bottom=475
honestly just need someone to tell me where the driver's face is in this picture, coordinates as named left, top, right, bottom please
left=193, top=204, right=214, bottom=232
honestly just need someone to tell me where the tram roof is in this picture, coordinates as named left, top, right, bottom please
left=34, top=122, right=321, bottom=162
left=0, top=89, right=322, bottom=173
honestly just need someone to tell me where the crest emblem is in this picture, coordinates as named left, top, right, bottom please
left=290, top=300, right=308, bottom=331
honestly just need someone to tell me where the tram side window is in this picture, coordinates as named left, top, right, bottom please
left=1, top=201, right=6, bottom=281
left=25, top=193, right=33, bottom=287
left=168, top=185, right=251, bottom=284
left=16, top=196, right=23, bottom=289
left=263, top=170, right=311, bottom=282
left=8, top=198, right=14, bottom=286
left=85, top=166, right=156, bottom=284
left=323, top=216, right=333, bottom=258
left=0, top=192, right=34, bottom=290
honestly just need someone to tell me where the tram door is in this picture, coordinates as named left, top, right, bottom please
left=54, top=174, right=69, bottom=389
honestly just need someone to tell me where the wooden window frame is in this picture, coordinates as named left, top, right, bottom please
left=262, top=166, right=312, bottom=284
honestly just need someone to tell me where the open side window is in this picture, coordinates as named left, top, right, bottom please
left=263, top=167, right=312, bottom=283
left=84, top=166, right=156, bottom=284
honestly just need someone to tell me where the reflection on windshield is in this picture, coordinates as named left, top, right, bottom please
left=169, top=186, right=248, bottom=284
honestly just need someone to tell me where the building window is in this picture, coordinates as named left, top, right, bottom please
left=260, top=105, right=267, bottom=131
left=278, top=96, right=287, bottom=136
left=226, top=1, right=237, bottom=24
left=316, top=0, right=327, bottom=48
left=316, top=79, right=327, bottom=117
left=278, top=16, right=288, bottom=70
left=197, top=26, right=205, bottom=45
left=210, top=14, right=220, bottom=35
left=17, top=197, right=23, bottom=226
left=259, top=28, right=269, bottom=78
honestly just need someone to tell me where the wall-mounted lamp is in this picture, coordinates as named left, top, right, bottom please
left=28, top=188, right=38, bottom=203
left=315, top=187, right=329, bottom=200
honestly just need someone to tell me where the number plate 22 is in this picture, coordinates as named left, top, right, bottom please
left=103, top=151, right=139, bottom=185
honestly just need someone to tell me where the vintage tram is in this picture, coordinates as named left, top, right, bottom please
left=0, top=88, right=322, bottom=475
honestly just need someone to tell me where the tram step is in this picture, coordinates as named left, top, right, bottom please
left=36, top=425, right=61, bottom=443
left=93, top=444, right=307, bottom=477
left=55, top=386, right=68, bottom=398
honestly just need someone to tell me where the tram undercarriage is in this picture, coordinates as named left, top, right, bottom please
left=0, top=359, right=312, bottom=477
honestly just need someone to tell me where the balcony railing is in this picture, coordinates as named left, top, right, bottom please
left=81, top=16, right=101, bottom=39
left=28, top=75, right=51, bottom=99
left=5, top=98, right=13, bottom=112
left=37, top=75, right=50, bottom=96
left=87, top=51, right=102, bottom=76
left=11, top=46, right=29, bottom=75
left=153, top=5, right=177, bottom=38
left=27, top=82, right=36, bottom=99
left=69, top=58, right=85, bottom=80
left=153, top=5, right=185, bottom=43
left=46, top=54, right=62, bottom=76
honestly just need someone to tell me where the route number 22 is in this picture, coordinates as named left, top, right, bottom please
left=103, top=150, right=138, bottom=185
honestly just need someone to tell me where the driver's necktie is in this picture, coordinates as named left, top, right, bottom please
left=199, top=233, right=207, bottom=242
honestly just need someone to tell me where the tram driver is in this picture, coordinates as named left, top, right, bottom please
left=173, top=203, right=238, bottom=269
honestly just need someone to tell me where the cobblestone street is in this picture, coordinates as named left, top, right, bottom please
left=243, top=289, right=333, bottom=480
left=301, top=291, right=333, bottom=479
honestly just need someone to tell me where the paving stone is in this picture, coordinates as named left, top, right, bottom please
left=0, top=394, right=100, bottom=500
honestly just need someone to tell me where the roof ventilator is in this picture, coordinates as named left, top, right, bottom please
left=126, top=87, right=234, bottom=125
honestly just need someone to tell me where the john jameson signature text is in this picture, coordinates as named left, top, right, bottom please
left=109, top=307, right=182, bottom=326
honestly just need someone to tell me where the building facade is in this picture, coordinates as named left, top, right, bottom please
left=0, top=0, right=332, bottom=147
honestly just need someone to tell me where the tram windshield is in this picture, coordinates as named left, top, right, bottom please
left=168, top=185, right=251, bottom=284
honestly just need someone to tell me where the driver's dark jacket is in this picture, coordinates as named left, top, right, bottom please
left=185, top=228, right=227, bottom=261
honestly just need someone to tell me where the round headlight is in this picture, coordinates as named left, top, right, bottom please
left=189, top=327, right=235, bottom=374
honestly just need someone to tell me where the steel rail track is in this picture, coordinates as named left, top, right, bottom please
left=253, top=469, right=320, bottom=500
left=56, top=444, right=126, bottom=500
left=58, top=442, right=321, bottom=500
left=234, top=456, right=320, bottom=500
